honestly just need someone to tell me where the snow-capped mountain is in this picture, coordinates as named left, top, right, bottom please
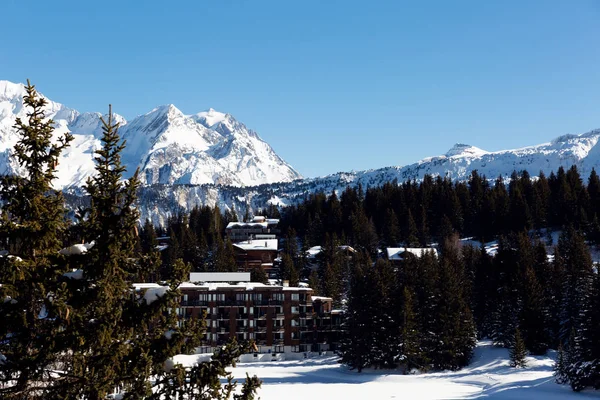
left=0, top=80, right=302, bottom=189
left=4, top=79, right=600, bottom=225
left=122, top=129, right=600, bottom=225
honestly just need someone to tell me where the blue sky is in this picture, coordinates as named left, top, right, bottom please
left=2, top=0, right=600, bottom=178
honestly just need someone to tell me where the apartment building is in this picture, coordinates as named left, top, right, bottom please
left=162, top=273, right=342, bottom=354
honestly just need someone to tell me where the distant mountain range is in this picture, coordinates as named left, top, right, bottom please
left=0, top=80, right=301, bottom=189
left=2, top=79, right=600, bottom=224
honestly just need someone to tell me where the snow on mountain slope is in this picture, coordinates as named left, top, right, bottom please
left=130, top=128, right=600, bottom=225
left=0, top=80, right=302, bottom=189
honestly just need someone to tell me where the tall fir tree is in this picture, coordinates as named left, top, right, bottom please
left=0, top=80, right=74, bottom=399
left=509, top=328, right=528, bottom=368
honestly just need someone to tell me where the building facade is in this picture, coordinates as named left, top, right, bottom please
left=225, top=216, right=280, bottom=243
left=174, top=281, right=342, bottom=353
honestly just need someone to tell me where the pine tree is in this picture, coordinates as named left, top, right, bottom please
left=63, top=105, right=260, bottom=398
left=555, top=343, right=568, bottom=384
left=430, top=247, right=476, bottom=370
left=307, top=268, right=321, bottom=295
left=509, top=328, right=528, bottom=368
left=0, top=80, right=74, bottom=399
left=250, top=265, right=269, bottom=284
left=138, top=219, right=162, bottom=282
left=398, top=286, right=422, bottom=372
left=339, top=252, right=378, bottom=372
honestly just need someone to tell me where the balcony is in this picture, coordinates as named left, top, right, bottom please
left=255, top=300, right=283, bottom=306
left=180, top=300, right=210, bottom=307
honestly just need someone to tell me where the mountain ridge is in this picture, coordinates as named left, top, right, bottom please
left=0, top=80, right=302, bottom=189
left=3, top=80, right=600, bottom=224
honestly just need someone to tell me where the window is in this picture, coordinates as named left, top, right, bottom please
left=273, top=293, right=284, bottom=301
left=291, top=293, right=299, bottom=301
left=236, top=293, right=249, bottom=301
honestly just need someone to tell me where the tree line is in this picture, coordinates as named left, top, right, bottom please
left=275, top=168, right=600, bottom=391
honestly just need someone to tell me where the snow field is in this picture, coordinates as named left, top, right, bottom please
left=173, top=341, right=600, bottom=399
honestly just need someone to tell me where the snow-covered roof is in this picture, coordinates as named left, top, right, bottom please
left=227, top=222, right=268, bottom=229
left=386, top=247, right=438, bottom=260
left=311, top=296, right=333, bottom=302
left=133, top=282, right=312, bottom=292
left=306, top=245, right=356, bottom=258
left=307, top=246, right=322, bottom=256
left=189, top=272, right=251, bottom=282
left=233, top=239, right=278, bottom=252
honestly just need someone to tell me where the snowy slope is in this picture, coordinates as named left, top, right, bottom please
left=170, top=341, right=600, bottom=400
left=0, top=80, right=302, bottom=189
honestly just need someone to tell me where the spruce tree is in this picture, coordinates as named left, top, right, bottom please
left=250, top=265, right=269, bottom=284
left=65, top=105, right=260, bottom=398
left=555, top=343, right=568, bottom=384
left=509, top=328, right=528, bottom=368
left=339, top=252, right=378, bottom=372
left=0, top=80, right=74, bottom=399
left=398, top=286, right=422, bottom=372
left=430, top=247, right=476, bottom=370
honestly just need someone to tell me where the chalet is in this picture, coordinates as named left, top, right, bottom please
left=233, top=238, right=278, bottom=274
left=386, top=247, right=438, bottom=264
left=306, top=245, right=356, bottom=270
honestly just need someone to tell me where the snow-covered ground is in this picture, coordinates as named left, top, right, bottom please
left=174, top=341, right=600, bottom=399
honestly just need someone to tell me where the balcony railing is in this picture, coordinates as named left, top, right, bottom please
left=255, top=300, right=283, bottom=306
left=181, top=300, right=210, bottom=307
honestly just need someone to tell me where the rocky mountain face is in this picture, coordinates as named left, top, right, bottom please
left=0, top=80, right=302, bottom=190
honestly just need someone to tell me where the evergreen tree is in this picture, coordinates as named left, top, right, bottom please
left=138, top=219, right=162, bottom=282
left=3, top=100, right=260, bottom=399
left=398, top=286, right=422, bottom=372
left=520, top=264, right=549, bottom=355
left=554, top=343, right=568, bottom=384
left=250, top=265, right=268, bottom=284
left=0, top=80, right=74, bottom=399
left=509, top=328, right=528, bottom=368
left=307, top=269, right=321, bottom=295
left=338, top=252, right=378, bottom=372
left=430, top=247, right=476, bottom=370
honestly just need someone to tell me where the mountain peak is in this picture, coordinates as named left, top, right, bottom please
left=194, top=108, right=228, bottom=128
left=445, top=143, right=487, bottom=158
left=0, top=80, right=27, bottom=102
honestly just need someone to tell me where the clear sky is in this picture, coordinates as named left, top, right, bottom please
left=1, top=0, right=600, bottom=178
